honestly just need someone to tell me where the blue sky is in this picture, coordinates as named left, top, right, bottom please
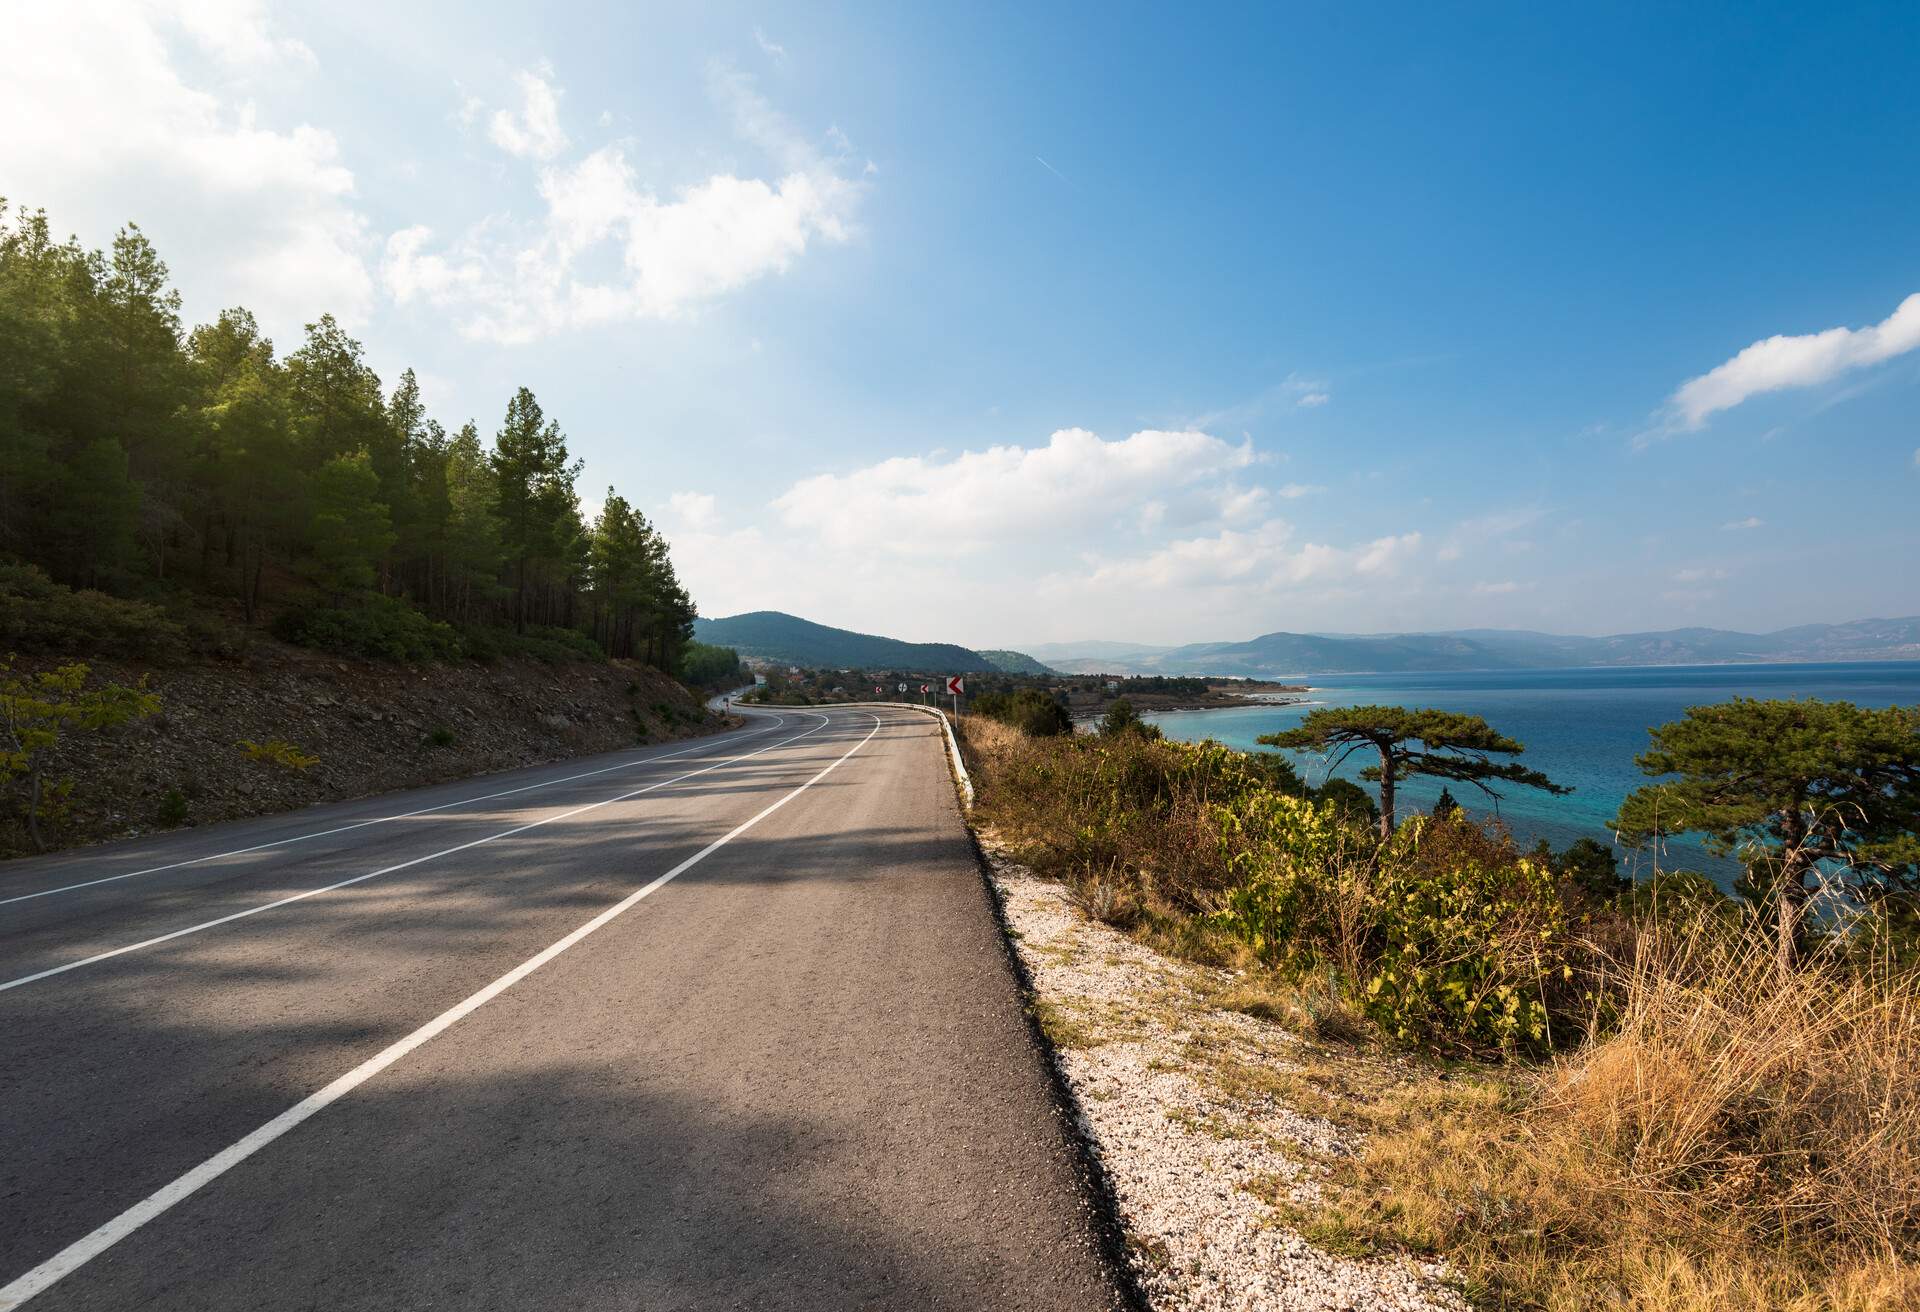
left=6, top=1, right=1918, bottom=646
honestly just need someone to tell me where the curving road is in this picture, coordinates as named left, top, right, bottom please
left=0, top=707, right=1127, bottom=1310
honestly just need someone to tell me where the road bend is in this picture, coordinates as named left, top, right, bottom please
left=0, top=706, right=1126, bottom=1310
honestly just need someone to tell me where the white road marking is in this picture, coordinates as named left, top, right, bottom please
left=0, top=716, right=790, bottom=909
left=0, top=711, right=881, bottom=1311
left=0, top=713, right=831, bottom=995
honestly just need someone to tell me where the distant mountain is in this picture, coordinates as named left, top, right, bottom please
left=1023, top=639, right=1175, bottom=663
left=693, top=611, right=995, bottom=672
left=976, top=649, right=1059, bottom=675
left=1026, top=618, right=1920, bottom=678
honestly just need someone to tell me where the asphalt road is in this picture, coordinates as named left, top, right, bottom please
left=0, top=707, right=1128, bottom=1310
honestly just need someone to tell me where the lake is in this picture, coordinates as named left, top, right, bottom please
left=1143, top=662, right=1920, bottom=885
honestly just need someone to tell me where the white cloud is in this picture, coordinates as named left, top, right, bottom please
left=753, top=26, right=787, bottom=60
left=1436, top=506, right=1543, bottom=563
left=0, top=0, right=371, bottom=333
left=1275, top=483, right=1324, bottom=499
left=1673, top=567, right=1728, bottom=583
left=774, top=428, right=1257, bottom=553
left=666, top=491, right=719, bottom=532
left=487, top=65, right=569, bottom=160
left=1670, top=293, right=1920, bottom=429
left=1087, top=520, right=1422, bottom=593
left=1721, top=516, right=1764, bottom=531
left=387, top=63, right=862, bottom=342
left=1472, top=580, right=1525, bottom=595
left=1295, top=392, right=1331, bottom=408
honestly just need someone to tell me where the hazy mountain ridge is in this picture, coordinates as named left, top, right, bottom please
left=693, top=611, right=998, bottom=672
left=1035, top=618, right=1920, bottom=677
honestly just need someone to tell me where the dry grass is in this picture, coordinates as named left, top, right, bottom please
left=1315, top=919, right=1920, bottom=1309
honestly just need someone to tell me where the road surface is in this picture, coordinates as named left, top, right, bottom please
left=0, top=707, right=1128, bottom=1310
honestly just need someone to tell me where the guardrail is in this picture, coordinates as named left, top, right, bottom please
left=734, top=701, right=973, bottom=810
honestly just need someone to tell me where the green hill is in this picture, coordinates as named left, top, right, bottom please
left=977, top=649, right=1059, bottom=675
left=692, top=611, right=996, bottom=672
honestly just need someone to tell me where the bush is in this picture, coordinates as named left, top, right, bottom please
left=0, top=561, right=187, bottom=660
left=272, top=595, right=461, bottom=662
left=972, top=688, right=1074, bottom=737
left=1099, top=697, right=1161, bottom=739
left=237, top=738, right=320, bottom=770
left=679, top=641, right=745, bottom=689
left=156, top=787, right=189, bottom=828
left=455, top=624, right=603, bottom=664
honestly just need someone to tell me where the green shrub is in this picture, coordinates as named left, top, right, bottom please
left=237, top=738, right=320, bottom=770
left=1363, top=816, right=1570, bottom=1052
left=678, top=641, right=745, bottom=689
left=272, top=595, right=461, bottom=662
left=972, top=688, right=1074, bottom=737
left=454, top=624, right=603, bottom=665
left=0, top=562, right=187, bottom=660
left=426, top=726, right=455, bottom=748
left=156, top=787, right=189, bottom=828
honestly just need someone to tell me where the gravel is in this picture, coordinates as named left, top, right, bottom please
left=984, top=844, right=1465, bottom=1312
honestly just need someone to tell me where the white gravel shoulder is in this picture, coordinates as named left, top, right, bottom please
left=984, top=843, right=1464, bottom=1312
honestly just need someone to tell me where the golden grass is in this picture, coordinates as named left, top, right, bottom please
left=1313, top=919, right=1920, bottom=1310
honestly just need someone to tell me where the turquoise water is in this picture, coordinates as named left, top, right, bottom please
left=1145, top=662, right=1920, bottom=884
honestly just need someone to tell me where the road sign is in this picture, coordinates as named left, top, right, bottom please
left=897, top=682, right=908, bottom=693
left=945, top=676, right=964, bottom=695
left=920, top=684, right=929, bottom=693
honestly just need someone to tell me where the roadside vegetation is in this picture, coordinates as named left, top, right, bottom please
left=960, top=698, right=1920, bottom=1310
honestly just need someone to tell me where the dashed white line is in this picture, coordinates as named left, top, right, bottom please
left=0, top=711, right=881, bottom=1311
left=0, top=713, right=832, bottom=995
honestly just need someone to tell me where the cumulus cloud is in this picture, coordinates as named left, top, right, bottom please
left=1089, top=521, right=1422, bottom=593
left=1669, top=293, right=1920, bottom=429
left=0, top=0, right=371, bottom=333
left=774, top=428, right=1258, bottom=553
left=487, top=65, right=569, bottom=160
left=386, top=62, right=861, bottom=342
left=666, top=491, right=719, bottom=532
left=1722, top=516, right=1765, bottom=531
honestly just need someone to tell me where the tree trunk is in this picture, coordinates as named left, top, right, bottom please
left=1773, top=806, right=1809, bottom=971
left=26, top=765, right=45, bottom=852
left=1376, top=743, right=1396, bottom=844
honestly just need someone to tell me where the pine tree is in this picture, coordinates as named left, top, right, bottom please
left=310, top=450, right=395, bottom=596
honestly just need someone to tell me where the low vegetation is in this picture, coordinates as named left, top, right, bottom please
left=960, top=699, right=1920, bottom=1309
left=1, top=658, right=159, bottom=849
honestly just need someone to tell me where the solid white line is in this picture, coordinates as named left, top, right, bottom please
left=0, top=711, right=882, bottom=1311
left=0, top=716, right=790, bottom=909
left=0, top=713, right=832, bottom=995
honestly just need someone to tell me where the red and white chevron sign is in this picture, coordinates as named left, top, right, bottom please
left=945, top=676, right=964, bottom=695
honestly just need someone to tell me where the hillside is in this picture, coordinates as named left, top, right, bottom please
left=692, top=611, right=995, bottom=672
left=977, top=649, right=1059, bottom=675
left=4, top=642, right=725, bottom=858
left=1035, top=617, right=1920, bottom=677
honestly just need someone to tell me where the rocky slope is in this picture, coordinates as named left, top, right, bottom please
left=9, top=642, right=727, bottom=857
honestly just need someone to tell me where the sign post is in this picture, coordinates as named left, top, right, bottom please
left=919, top=683, right=929, bottom=706
left=945, top=675, right=964, bottom=718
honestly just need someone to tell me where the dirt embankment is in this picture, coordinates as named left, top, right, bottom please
left=11, top=642, right=729, bottom=857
